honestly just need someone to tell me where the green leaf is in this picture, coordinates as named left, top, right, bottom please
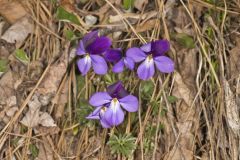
left=0, top=59, right=8, bottom=73
left=15, top=49, right=29, bottom=64
left=204, top=0, right=215, bottom=4
left=104, top=73, right=113, bottom=84
left=175, top=33, right=195, bottom=49
left=80, top=0, right=88, bottom=3
left=50, top=0, right=57, bottom=4
left=151, top=101, right=160, bottom=116
left=206, top=27, right=214, bottom=39
left=11, top=137, right=20, bottom=146
left=108, top=134, right=136, bottom=157
left=141, top=80, right=154, bottom=99
left=143, top=138, right=153, bottom=153
left=142, top=81, right=154, bottom=93
left=56, top=7, right=80, bottom=25
left=167, top=95, right=178, bottom=103
left=160, top=107, right=167, bottom=116
left=29, top=144, right=39, bottom=159
left=159, top=123, right=165, bottom=130
left=64, top=29, right=75, bottom=41
left=104, top=72, right=116, bottom=85
left=123, top=0, right=135, bottom=10
left=76, top=99, right=94, bottom=125
left=72, top=126, right=79, bottom=135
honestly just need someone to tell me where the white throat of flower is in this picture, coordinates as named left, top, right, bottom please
left=111, top=98, right=120, bottom=113
left=85, top=54, right=91, bottom=62
left=146, top=55, right=154, bottom=67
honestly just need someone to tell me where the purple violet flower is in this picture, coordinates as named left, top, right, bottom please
left=86, top=81, right=138, bottom=128
left=103, top=48, right=135, bottom=73
left=76, top=31, right=112, bottom=75
left=126, top=40, right=174, bottom=80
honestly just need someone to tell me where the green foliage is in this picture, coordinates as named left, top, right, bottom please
left=72, top=126, right=79, bottom=135
left=11, top=137, right=20, bottom=146
left=141, top=80, right=154, bottom=99
left=151, top=101, right=167, bottom=117
left=204, top=0, right=215, bottom=4
left=123, top=0, right=135, bottom=10
left=143, top=123, right=165, bottom=154
left=107, top=134, right=136, bottom=157
left=56, top=7, right=80, bottom=25
left=143, top=124, right=157, bottom=154
left=76, top=99, right=94, bottom=125
left=50, top=0, right=57, bottom=4
left=104, top=72, right=116, bottom=85
left=206, top=27, right=214, bottom=39
left=76, top=75, right=86, bottom=97
left=143, top=138, right=154, bottom=154
left=175, top=33, right=195, bottom=49
left=20, top=125, right=28, bottom=134
left=29, top=144, right=39, bottom=159
left=167, top=95, right=178, bottom=103
left=159, top=123, right=165, bottom=130
left=145, top=125, right=157, bottom=138
left=0, top=59, right=8, bottom=73
left=210, top=60, right=219, bottom=88
left=75, top=75, right=96, bottom=126
left=160, top=107, right=167, bottom=117
left=15, top=49, right=30, bottom=64
left=151, top=101, right=160, bottom=116
left=64, top=29, right=75, bottom=41
left=217, top=12, right=225, bottom=24
left=79, top=0, right=88, bottom=3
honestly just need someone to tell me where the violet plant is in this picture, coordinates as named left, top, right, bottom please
left=127, top=40, right=174, bottom=80
left=76, top=31, right=111, bottom=75
left=86, top=81, right=138, bottom=128
left=76, top=31, right=175, bottom=128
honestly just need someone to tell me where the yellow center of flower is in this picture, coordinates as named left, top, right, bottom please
left=113, top=98, right=118, bottom=103
left=84, top=54, right=91, bottom=64
left=86, top=53, right=90, bottom=58
left=100, top=106, right=107, bottom=113
left=147, top=54, right=153, bottom=62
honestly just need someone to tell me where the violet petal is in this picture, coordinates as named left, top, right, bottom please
left=82, top=30, right=99, bottom=48
left=124, top=57, right=134, bottom=70
left=89, top=92, right=112, bottom=107
left=107, top=81, right=129, bottom=99
left=137, top=58, right=155, bottom=80
left=154, top=56, right=174, bottom=73
left=104, top=100, right=124, bottom=126
left=119, top=95, right=138, bottom=112
left=112, top=59, right=124, bottom=73
left=86, top=36, right=112, bottom=55
left=100, top=117, right=112, bottom=128
left=77, top=56, right=92, bottom=76
left=140, top=43, right=151, bottom=53
left=90, top=55, right=108, bottom=75
left=126, top=47, right=146, bottom=62
left=99, top=109, right=112, bottom=128
left=151, top=40, right=170, bottom=56
left=76, top=40, right=86, bottom=55
left=86, top=106, right=102, bottom=119
left=103, top=49, right=122, bottom=62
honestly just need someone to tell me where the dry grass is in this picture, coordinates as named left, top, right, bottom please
left=0, top=0, right=240, bottom=159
